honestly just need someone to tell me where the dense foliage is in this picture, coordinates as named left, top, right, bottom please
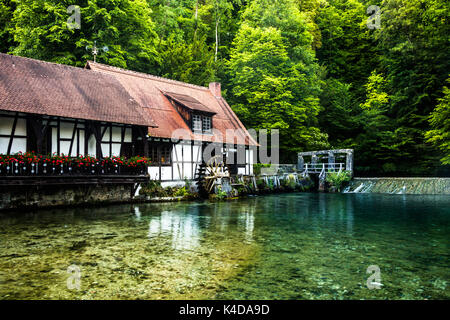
left=0, top=0, right=448, bottom=175
left=326, top=170, right=352, bottom=192
left=426, top=79, right=450, bottom=165
left=139, top=179, right=197, bottom=199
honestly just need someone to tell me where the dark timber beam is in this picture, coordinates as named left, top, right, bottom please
left=68, top=119, right=78, bottom=156
left=28, top=115, right=50, bottom=155
left=138, top=126, right=149, bottom=158
left=7, top=112, right=18, bottom=154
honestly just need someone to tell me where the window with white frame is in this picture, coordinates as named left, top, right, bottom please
left=202, top=116, right=212, bottom=133
left=192, top=114, right=212, bottom=134
left=192, top=114, right=202, bottom=132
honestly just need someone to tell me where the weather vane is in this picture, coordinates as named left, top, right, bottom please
left=86, top=41, right=109, bottom=62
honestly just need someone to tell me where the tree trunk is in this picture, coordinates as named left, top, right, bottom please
left=215, top=16, right=220, bottom=62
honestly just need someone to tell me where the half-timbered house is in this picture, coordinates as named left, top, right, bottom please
left=0, top=53, right=156, bottom=160
left=86, top=61, right=257, bottom=184
left=0, top=53, right=257, bottom=186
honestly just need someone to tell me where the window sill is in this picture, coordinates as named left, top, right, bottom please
left=193, top=131, right=213, bottom=136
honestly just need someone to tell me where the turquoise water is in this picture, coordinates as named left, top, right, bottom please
left=0, top=193, right=449, bottom=299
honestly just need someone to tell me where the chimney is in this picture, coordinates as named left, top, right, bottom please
left=209, top=82, right=221, bottom=97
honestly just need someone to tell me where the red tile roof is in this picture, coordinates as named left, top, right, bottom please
left=0, top=53, right=157, bottom=127
left=86, top=61, right=258, bottom=146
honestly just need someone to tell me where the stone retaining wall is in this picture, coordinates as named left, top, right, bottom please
left=0, top=184, right=134, bottom=211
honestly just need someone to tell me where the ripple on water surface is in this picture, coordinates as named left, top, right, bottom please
left=0, top=193, right=449, bottom=300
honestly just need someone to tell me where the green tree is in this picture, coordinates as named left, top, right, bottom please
left=227, top=22, right=328, bottom=162
left=10, top=0, right=160, bottom=71
left=315, top=0, right=382, bottom=163
left=319, top=78, right=360, bottom=146
left=241, top=0, right=317, bottom=64
left=316, top=0, right=380, bottom=96
left=425, top=79, right=450, bottom=165
left=159, top=34, right=215, bottom=86
left=372, top=0, right=450, bottom=174
left=0, top=0, right=15, bottom=52
left=226, top=0, right=329, bottom=162
left=354, top=71, right=418, bottom=175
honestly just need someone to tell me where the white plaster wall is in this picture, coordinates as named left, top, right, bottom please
left=15, top=119, right=27, bottom=136
left=172, top=144, right=183, bottom=180
left=248, top=149, right=254, bottom=175
left=111, top=144, right=121, bottom=157
left=192, top=145, right=200, bottom=161
left=76, top=129, right=85, bottom=156
left=148, top=166, right=160, bottom=180
left=160, top=166, right=171, bottom=180
left=70, top=135, right=78, bottom=157
left=172, top=144, right=183, bottom=162
left=87, top=134, right=96, bottom=156
left=183, top=163, right=192, bottom=179
left=111, top=128, right=122, bottom=156
left=60, top=122, right=74, bottom=139
left=124, top=128, right=132, bottom=143
left=0, top=118, right=26, bottom=154
left=0, top=117, right=14, bottom=135
left=10, top=138, right=26, bottom=154
left=101, top=144, right=110, bottom=157
left=0, top=137, right=9, bottom=154
left=102, top=126, right=110, bottom=141
left=60, top=141, right=71, bottom=155
left=112, top=126, right=121, bottom=142
left=183, top=144, right=192, bottom=159
left=51, top=127, right=57, bottom=154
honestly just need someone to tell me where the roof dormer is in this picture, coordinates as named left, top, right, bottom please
left=164, top=92, right=216, bottom=134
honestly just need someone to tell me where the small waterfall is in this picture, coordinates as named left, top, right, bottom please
left=344, top=178, right=450, bottom=195
left=352, top=183, right=365, bottom=193
left=275, top=176, right=281, bottom=187
left=397, top=185, right=406, bottom=194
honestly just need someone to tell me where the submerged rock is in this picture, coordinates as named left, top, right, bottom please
left=69, top=240, right=88, bottom=250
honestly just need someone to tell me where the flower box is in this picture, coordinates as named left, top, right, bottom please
left=0, top=152, right=150, bottom=177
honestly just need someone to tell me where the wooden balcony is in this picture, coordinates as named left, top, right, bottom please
left=0, top=162, right=149, bottom=186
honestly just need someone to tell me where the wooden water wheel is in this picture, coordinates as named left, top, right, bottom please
left=203, top=155, right=230, bottom=193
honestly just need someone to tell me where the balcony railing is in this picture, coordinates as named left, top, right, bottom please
left=0, top=161, right=147, bottom=176
left=0, top=153, right=149, bottom=177
left=303, top=162, right=346, bottom=173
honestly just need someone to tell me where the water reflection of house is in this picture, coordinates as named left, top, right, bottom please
left=148, top=211, right=200, bottom=250
left=238, top=208, right=255, bottom=243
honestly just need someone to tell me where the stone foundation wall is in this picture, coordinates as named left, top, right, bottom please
left=0, top=184, right=134, bottom=211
